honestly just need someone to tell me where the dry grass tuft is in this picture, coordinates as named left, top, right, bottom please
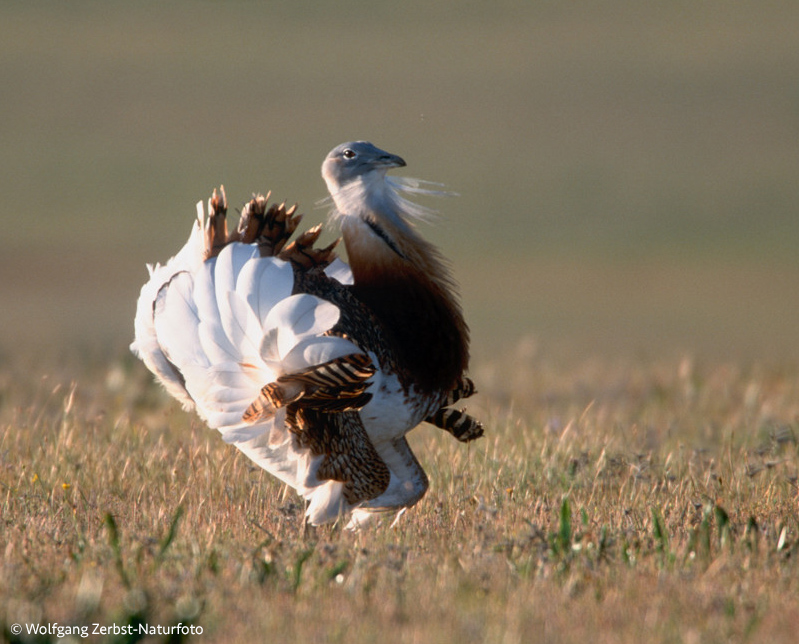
left=2, top=346, right=799, bottom=643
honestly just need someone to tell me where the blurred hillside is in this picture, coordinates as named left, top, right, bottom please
left=2, top=1, right=798, bottom=364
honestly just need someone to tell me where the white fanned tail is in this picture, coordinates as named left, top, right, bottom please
left=131, top=200, right=363, bottom=525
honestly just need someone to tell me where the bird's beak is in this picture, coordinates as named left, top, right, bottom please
left=376, top=153, right=406, bottom=169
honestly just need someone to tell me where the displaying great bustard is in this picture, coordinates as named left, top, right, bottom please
left=131, top=142, right=482, bottom=528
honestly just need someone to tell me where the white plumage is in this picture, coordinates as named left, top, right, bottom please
left=132, top=142, right=482, bottom=528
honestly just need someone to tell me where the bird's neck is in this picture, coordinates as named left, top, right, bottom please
left=340, top=212, right=469, bottom=395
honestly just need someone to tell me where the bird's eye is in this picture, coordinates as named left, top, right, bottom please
left=342, top=148, right=356, bottom=160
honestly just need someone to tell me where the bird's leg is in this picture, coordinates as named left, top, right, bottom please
left=203, top=186, right=230, bottom=260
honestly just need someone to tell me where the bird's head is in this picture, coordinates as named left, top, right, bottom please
left=322, top=141, right=405, bottom=190
left=320, top=140, right=451, bottom=283
left=321, top=142, right=406, bottom=216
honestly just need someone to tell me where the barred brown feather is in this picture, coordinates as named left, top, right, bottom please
left=299, top=388, right=373, bottom=412
left=285, top=353, right=375, bottom=389
left=279, top=224, right=340, bottom=269
left=291, top=407, right=391, bottom=505
left=242, top=380, right=304, bottom=424
left=203, top=186, right=230, bottom=260
left=235, top=193, right=306, bottom=258
left=242, top=353, right=376, bottom=424
left=441, top=376, right=477, bottom=407
left=426, top=407, right=484, bottom=443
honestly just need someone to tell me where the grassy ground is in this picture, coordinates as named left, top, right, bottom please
left=3, top=2, right=799, bottom=642
left=2, top=348, right=799, bottom=643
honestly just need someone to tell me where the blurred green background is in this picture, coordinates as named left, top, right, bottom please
left=2, top=1, right=798, bottom=366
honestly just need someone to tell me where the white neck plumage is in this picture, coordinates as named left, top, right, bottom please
left=326, top=171, right=469, bottom=395
left=327, top=173, right=447, bottom=283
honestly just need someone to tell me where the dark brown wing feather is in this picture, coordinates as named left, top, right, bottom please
left=290, top=408, right=391, bottom=505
